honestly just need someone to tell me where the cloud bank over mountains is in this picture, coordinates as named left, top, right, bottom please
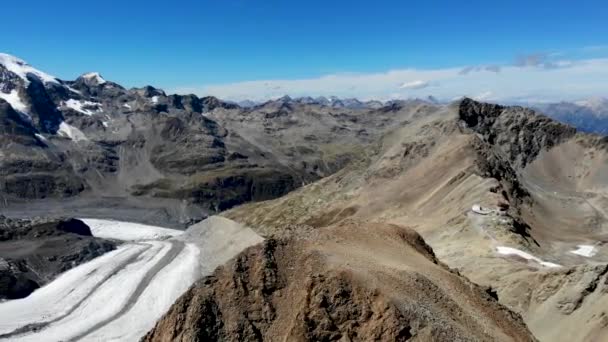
left=171, top=50, right=608, bottom=102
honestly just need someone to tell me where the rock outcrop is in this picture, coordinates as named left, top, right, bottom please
left=459, top=98, right=577, bottom=169
left=0, top=216, right=116, bottom=300
left=144, top=222, right=535, bottom=342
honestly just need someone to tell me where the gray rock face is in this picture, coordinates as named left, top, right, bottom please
left=0, top=216, right=116, bottom=300
left=459, top=98, right=577, bottom=169
left=0, top=55, right=301, bottom=213
left=0, top=97, right=85, bottom=199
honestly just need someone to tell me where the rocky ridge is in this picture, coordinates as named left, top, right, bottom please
left=222, top=99, right=608, bottom=341
left=143, top=222, right=535, bottom=342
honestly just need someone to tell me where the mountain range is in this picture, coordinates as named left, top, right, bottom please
left=1, top=53, right=608, bottom=341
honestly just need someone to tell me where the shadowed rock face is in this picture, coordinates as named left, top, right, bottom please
left=0, top=216, right=116, bottom=300
left=459, top=98, right=577, bottom=168
left=143, top=222, right=535, bottom=342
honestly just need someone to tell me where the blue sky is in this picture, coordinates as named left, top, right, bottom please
left=3, top=0, right=608, bottom=101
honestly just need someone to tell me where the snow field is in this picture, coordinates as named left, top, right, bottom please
left=3, top=241, right=173, bottom=342
left=570, top=245, right=598, bottom=257
left=0, top=244, right=148, bottom=334
left=62, top=99, right=101, bottom=116
left=81, top=218, right=183, bottom=241
left=83, top=243, right=201, bottom=341
left=0, top=217, right=263, bottom=341
left=58, top=121, right=88, bottom=141
left=496, top=246, right=561, bottom=268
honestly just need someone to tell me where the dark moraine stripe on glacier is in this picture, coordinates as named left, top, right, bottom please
left=0, top=244, right=151, bottom=339
left=68, top=240, right=184, bottom=342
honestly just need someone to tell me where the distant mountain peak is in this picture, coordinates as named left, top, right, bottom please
left=79, top=72, right=107, bottom=85
left=427, top=95, right=439, bottom=104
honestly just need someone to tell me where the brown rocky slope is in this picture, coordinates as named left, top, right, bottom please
left=143, top=221, right=535, bottom=342
left=222, top=99, right=608, bottom=341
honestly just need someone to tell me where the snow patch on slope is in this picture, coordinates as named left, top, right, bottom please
left=0, top=90, right=28, bottom=113
left=57, top=122, right=88, bottom=142
left=570, top=245, right=598, bottom=257
left=66, top=86, right=81, bottom=95
left=0, top=53, right=59, bottom=84
left=151, top=95, right=159, bottom=104
left=34, top=133, right=47, bottom=144
left=81, top=218, right=183, bottom=241
left=62, top=99, right=101, bottom=116
left=496, top=246, right=561, bottom=268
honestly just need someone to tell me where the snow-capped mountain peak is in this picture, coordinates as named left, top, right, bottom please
left=80, top=72, right=107, bottom=85
left=0, top=53, right=59, bottom=85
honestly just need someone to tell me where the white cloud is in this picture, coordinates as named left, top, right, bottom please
left=170, top=58, right=608, bottom=102
left=473, top=91, right=493, bottom=101
left=399, top=80, right=430, bottom=89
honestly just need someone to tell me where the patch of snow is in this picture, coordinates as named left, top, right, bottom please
left=81, top=72, right=106, bottom=85
left=62, top=99, right=101, bottom=116
left=66, top=86, right=81, bottom=95
left=0, top=53, right=59, bottom=85
left=151, top=96, right=159, bottom=104
left=81, top=218, right=183, bottom=241
left=34, top=133, right=47, bottom=143
left=57, top=122, right=88, bottom=142
left=123, top=103, right=132, bottom=109
left=101, top=121, right=109, bottom=128
left=0, top=89, right=28, bottom=113
left=570, top=245, right=598, bottom=257
left=496, top=246, right=561, bottom=268
left=471, top=204, right=493, bottom=215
